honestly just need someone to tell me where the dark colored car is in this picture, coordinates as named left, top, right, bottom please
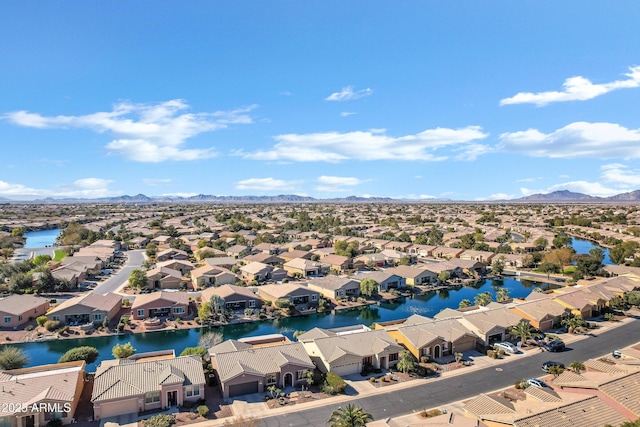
left=542, top=361, right=565, bottom=373
left=544, top=340, right=566, bottom=352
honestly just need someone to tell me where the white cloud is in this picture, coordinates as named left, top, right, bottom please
left=340, top=112, right=356, bottom=117
left=325, top=86, right=373, bottom=102
left=0, top=178, right=119, bottom=199
left=244, top=126, right=489, bottom=163
left=315, top=175, right=368, bottom=193
left=234, top=177, right=302, bottom=191
left=500, top=122, right=640, bottom=159
left=600, top=163, right=640, bottom=187
left=515, top=177, right=539, bottom=183
left=500, top=66, right=640, bottom=106
left=476, top=193, right=517, bottom=201
left=3, top=100, right=257, bottom=163
left=143, top=178, right=172, bottom=186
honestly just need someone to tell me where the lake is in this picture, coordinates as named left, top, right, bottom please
left=24, top=228, right=62, bottom=248
left=13, top=276, right=555, bottom=370
left=570, top=237, right=613, bottom=265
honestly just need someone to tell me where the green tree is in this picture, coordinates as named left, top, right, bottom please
left=145, top=243, right=158, bottom=258
left=210, top=295, right=226, bottom=319
left=509, top=320, right=538, bottom=345
left=459, top=299, right=472, bottom=309
left=33, top=254, right=52, bottom=266
left=359, top=278, right=379, bottom=298
left=11, top=227, right=25, bottom=238
left=326, top=404, right=373, bottom=427
left=198, top=302, right=212, bottom=322
left=128, top=269, right=148, bottom=290
left=427, top=226, right=443, bottom=245
left=438, top=270, right=451, bottom=283
left=179, top=346, right=207, bottom=360
left=396, top=349, right=417, bottom=373
left=562, top=315, right=586, bottom=334
left=548, top=364, right=564, bottom=377
left=533, top=237, right=548, bottom=251
left=569, top=361, right=585, bottom=374
left=0, top=346, right=28, bottom=370
left=112, top=342, right=136, bottom=359
left=496, top=287, right=510, bottom=302
left=474, top=291, right=492, bottom=307
left=492, top=257, right=505, bottom=276
left=58, top=346, right=99, bottom=364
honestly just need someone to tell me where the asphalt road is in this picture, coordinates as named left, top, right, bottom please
left=259, top=319, right=640, bottom=427
left=93, top=249, right=145, bottom=295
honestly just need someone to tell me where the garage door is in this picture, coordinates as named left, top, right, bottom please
left=229, top=381, right=259, bottom=397
left=97, top=398, right=139, bottom=419
left=331, top=362, right=360, bottom=377
left=539, top=320, right=553, bottom=331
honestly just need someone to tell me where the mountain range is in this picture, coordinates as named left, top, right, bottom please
left=3, top=190, right=640, bottom=203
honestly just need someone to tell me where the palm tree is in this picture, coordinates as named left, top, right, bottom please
left=459, top=299, right=473, bottom=309
left=548, top=365, right=564, bottom=377
left=326, top=404, right=373, bottom=427
left=569, top=361, right=585, bottom=374
left=509, top=320, right=539, bottom=345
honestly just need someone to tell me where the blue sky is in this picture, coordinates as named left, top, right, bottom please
left=2, top=1, right=640, bottom=201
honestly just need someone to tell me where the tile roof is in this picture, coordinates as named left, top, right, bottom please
left=0, top=294, right=48, bottom=315
left=92, top=355, right=205, bottom=402
left=211, top=342, right=314, bottom=383
left=47, top=292, right=121, bottom=315
left=599, top=371, right=640, bottom=416
left=464, top=393, right=515, bottom=416
left=513, top=396, right=628, bottom=427
left=306, top=329, right=403, bottom=363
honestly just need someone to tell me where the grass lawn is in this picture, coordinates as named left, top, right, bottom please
left=53, top=249, right=67, bottom=262
left=563, top=266, right=576, bottom=275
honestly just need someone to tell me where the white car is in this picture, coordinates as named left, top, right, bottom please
left=494, top=342, right=519, bottom=354
left=526, top=378, right=552, bottom=389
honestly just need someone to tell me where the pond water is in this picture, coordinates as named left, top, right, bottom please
left=15, top=277, right=555, bottom=370
left=570, top=237, right=613, bottom=265
left=23, top=228, right=62, bottom=248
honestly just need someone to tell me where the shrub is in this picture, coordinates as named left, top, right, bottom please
left=36, top=316, right=48, bottom=327
left=112, top=342, right=136, bottom=359
left=44, top=320, right=61, bottom=332
left=117, top=323, right=125, bottom=332
left=197, top=405, right=209, bottom=417
left=420, top=409, right=442, bottom=418
left=58, top=346, right=99, bottom=364
left=487, top=350, right=497, bottom=359
left=57, top=325, right=69, bottom=335
left=369, top=377, right=376, bottom=383
left=143, top=414, right=175, bottom=427
left=514, top=380, right=522, bottom=389
left=323, top=372, right=347, bottom=395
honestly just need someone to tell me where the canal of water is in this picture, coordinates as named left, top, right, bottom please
left=23, top=228, right=62, bottom=248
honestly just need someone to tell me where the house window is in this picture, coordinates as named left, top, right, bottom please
left=34, top=308, right=38, bottom=313
left=296, top=370, right=309, bottom=380
left=137, top=309, right=145, bottom=317
left=174, top=307, right=184, bottom=314
left=248, top=300, right=255, bottom=308
left=52, top=315, right=60, bottom=321
left=185, top=385, right=200, bottom=397
left=18, top=315, right=22, bottom=322
left=389, top=353, right=399, bottom=362
left=311, top=294, right=318, bottom=302
left=3, top=317, right=10, bottom=324
left=0, top=418, right=12, bottom=427
left=265, top=373, right=277, bottom=385
left=145, top=391, right=161, bottom=403
left=93, top=314, right=103, bottom=321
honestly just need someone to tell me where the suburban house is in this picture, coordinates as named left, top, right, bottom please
left=351, top=271, right=406, bottom=291
left=203, top=256, right=238, bottom=270
left=145, top=266, right=184, bottom=289
left=307, top=276, right=360, bottom=300
left=242, top=253, right=284, bottom=266
left=209, top=340, right=314, bottom=399
left=0, top=294, right=50, bottom=329
left=47, top=293, right=121, bottom=325
left=92, top=352, right=206, bottom=420
left=200, top=284, right=262, bottom=311
left=279, top=250, right=313, bottom=263
left=131, top=291, right=189, bottom=320
left=59, top=255, right=104, bottom=274
left=456, top=307, right=524, bottom=346
left=297, top=327, right=403, bottom=376
left=553, top=290, right=602, bottom=318
left=509, top=298, right=570, bottom=331
left=386, top=265, right=437, bottom=286
left=50, top=263, right=86, bottom=287
left=128, top=236, right=150, bottom=249
left=283, top=258, right=325, bottom=278
left=256, top=283, right=320, bottom=311
left=190, top=265, right=238, bottom=288
left=381, top=317, right=477, bottom=360
left=459, top=250, right=496, bottom=264
left=318, top=254, right=352, bottom=273
left=156, top=249, right=189, bottom=262
left=239, top=262, right=287, bottom=283
left=253, top=242, right=281, bottom=255
left=432, top=247, right=464, bottom=259
left=156, top=259, right=194, bottom=275
left=354, top=252, right=392, bottom=267
left=0, top=361, right=86, bottom=427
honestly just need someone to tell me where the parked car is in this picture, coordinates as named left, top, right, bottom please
left=542, top=361, right=565, bottom=373
left=494, top=342, right=520, bottom=354
left=526, top=378, right=552, bottom=389
left=543, top=340, right=565, bottom=352
left=612, top=349, right=622, bottom=359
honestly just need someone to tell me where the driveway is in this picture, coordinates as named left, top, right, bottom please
left=93, top=250, right=145, bottom=295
